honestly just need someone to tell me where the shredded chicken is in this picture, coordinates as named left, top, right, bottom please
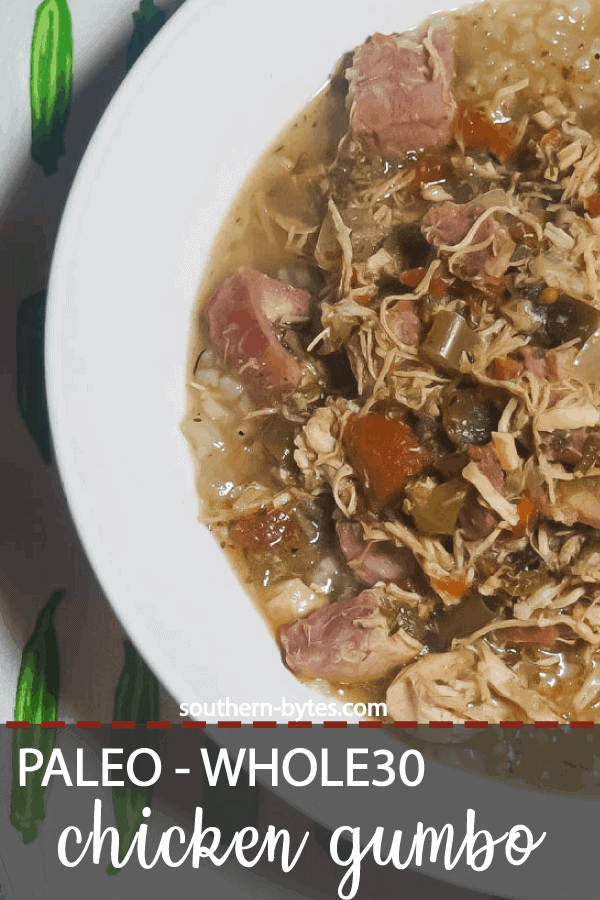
left=463, top=461, right=519, bottom=527
left=185, top=3, right=600, bottom=724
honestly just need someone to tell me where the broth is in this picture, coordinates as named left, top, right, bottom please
left=184, top=0, right=600, bottom=725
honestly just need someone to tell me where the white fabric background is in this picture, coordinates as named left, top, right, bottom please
left=0, top=0, right=186, bottom=725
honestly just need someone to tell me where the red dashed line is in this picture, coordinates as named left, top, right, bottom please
left=2, top=719, right=598, bottom=728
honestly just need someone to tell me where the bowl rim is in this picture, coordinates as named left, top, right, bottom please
left=44, top=2, right=597, bottom=894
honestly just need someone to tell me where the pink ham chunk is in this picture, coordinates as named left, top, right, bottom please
left=206, top=267, right=311, bottom=404
left=459, top=504, right=498, bottom=542
left=459, top=443, right=505, bottom=540
left=544, top=427, right=587, bottom=465
left=422, top=202, right=515, bottom=292
left=348, top=29, right=456, bottom=155
left=279, top=590, right=422, bottom=683
left=337, top=521, right=418, bottom=587
left=519, top=347, right=578, bottom=383
left=546, top=346, right=578, bottom=382
left=387, top=299, right=422, bottom=345
left=493, top=625, right=560, bottom=646
left=468, top=442, right=506, bottom=494
left=520, top=347, right=547, bottom=380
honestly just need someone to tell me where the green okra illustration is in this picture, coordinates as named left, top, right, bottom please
left=126, top=0, right=167, bottom=73
left=30, top=0, right=73, bottom=176
left=17, top=290, right=52, bottom=464
left=11, top=589, right=65, bottom=844
left=108, top=640, right=160, bottom=874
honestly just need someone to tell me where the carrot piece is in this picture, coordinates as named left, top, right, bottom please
left=492, top=356, right=524, bottom=380
left=411, top=152, right=454, bottom=190
left=431, top=576, right=470, bottom=599
left=512, top=497, right=536, bottom=538
left=343, top=414, right=429, bottom=508
left=508, top=222, right=538, bottom=247
left=400, top=268, right=449, bottom=299
left=538, top=287, right=560, bottom=305
left=400, top=267, right=428, bottom=288
left=541, top=127, right=561, bottom=150
left=230, top=508, right=298, bottom=553
left=585, top=193, right=600, bottom=217
left=430, top=277, right=449, bottom=300
left=454, top=104, right=514, bottom=158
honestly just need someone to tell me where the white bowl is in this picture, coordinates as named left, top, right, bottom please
left=46, top=0, right=453, bottom=721
left=46, top=3, right=600, bottom=897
